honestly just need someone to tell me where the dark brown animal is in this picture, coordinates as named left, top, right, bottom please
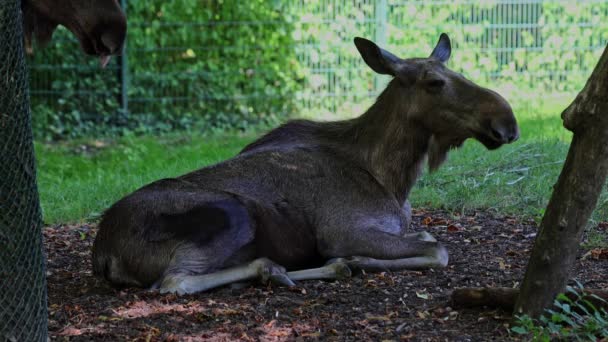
left=92, top=34, right=519, bottom=294
left=22, top=0, right=126, bottom=66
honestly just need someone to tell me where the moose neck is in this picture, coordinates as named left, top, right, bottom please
left=334, top=80, right=432, bottom=204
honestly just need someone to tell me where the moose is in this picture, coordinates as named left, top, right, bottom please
left=22, top=0, right=126, bottom=66
left=92, top=34, right=519, bottom=294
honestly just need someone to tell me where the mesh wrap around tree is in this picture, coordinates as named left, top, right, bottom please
left=0, top=0, right=48, bottom=340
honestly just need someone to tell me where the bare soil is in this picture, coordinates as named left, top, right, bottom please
left=45, top=210, right=608, bottom=341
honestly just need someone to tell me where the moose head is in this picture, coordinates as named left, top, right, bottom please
left=22, top=0, right=127, bottom=67
left=354, top=34, right=519, bottom=169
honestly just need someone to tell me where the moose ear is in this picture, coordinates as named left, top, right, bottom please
left=430, top=33, right=451, bottom=63
left=354, top=37, right=400, bottom=76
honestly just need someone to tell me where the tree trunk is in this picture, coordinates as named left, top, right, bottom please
left=0, top=1, right=48, bottom=341
left=513, top=44, right=608, bottom=317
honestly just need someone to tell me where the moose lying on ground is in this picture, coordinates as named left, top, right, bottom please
left=22, top=0, right=126, bottom=67
left=93, top=34, right=519, bottom=294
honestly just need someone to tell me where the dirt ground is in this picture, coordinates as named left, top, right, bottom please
left=45, top=210, right=607, bottom=341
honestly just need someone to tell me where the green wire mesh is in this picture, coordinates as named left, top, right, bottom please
left=0, top=0, right=48, bottom=340
left=26, top=1, right=608, bottom=140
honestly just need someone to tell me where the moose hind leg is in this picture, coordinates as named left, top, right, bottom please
left=323, top=231, right=447, bottom=272
left=320, top=228, right=449, bottom=270
left=160, top=258, right=294, bottom=295
left=326, top=247, right=448, bottom=273
left=285, top=262, right=352, bottom=282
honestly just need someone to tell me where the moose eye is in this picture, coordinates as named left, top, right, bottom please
left=427, top=79, right=445, bottom=88
left=423, top=78, right=445, bottom=93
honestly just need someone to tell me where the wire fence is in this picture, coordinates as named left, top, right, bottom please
left=27, top=0, right=608, bottom=139
left=1, top=0, right=48, bottom=340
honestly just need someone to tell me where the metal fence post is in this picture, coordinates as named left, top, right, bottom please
left=374, top=0, right=388, bottom=92
left=118, top=0, right=129, bottom=116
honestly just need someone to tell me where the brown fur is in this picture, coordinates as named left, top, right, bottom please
left=92, top=34, right=520, bottom=291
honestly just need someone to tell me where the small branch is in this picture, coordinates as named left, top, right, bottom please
left=451, top=287, right=608, bottom=312
left=451, top=287, right=519, bottom=311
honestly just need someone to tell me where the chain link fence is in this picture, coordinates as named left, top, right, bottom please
left=0, top=0, right=48, bottom=341
left=0, top=1, right=606, bottom=339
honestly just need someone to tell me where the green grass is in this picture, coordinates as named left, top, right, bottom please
left=36, top=133, right=255, bottom=224
left=411, top=114, right=573, bottom=219
left=36, top=101, right=608, bottom=229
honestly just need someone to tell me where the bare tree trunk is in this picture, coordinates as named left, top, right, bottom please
left=513, top=44, right=608, bottom=317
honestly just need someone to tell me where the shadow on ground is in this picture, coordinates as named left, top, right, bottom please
left=45, top=210, right=607, bottom=341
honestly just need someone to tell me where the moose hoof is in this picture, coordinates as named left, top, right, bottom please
left=327, top=262, right=352, bottom=279
left=159, top=274, right=191, bottom=295
left=433, top=243, right=449, bottom=268
left=249, top=258, right=294, bottom=287
left=417, top=231, right=437, bottom=242
left=326, top=256, right=368, bottom=271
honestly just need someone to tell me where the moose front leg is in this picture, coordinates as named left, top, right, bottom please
left=159, top=258, right=294, bottom=295
left=326, top=253, right=447, bottom=272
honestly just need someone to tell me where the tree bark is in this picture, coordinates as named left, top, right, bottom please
left=513, top=44, right=608, bottom=317
left=452, top=287, right=608, bottom=312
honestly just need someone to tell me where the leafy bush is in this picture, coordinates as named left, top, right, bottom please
left=28, top=0, right=301, bottom=140
left=27, top=1, right=608, bottom=140
left=512, top=283, right=608, bottom=341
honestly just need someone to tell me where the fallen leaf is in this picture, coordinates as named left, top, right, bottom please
left=416, top=291, right=429, bottom=300
left=447, top=224, right=463, bottom=232
left=416, top=311, right=430, bottom=319
left=301, top=332, right=321, bottom=338
left=422, top=217, right=448, bottom=226
left=212, top=308, right=240, bottom=316
left=590, top=248, right=608, bottom=260
left=364, top=313, right=392, bottom=322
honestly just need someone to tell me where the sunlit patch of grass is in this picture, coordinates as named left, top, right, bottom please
left=36, top=100, right=607, bottom=227
left=410, top=114, right=574, bottom=221
left=36, top=132, right=255, bottom=224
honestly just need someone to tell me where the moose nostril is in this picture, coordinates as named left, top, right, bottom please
left=490, top=127, right=505, bottom=142
left=508, top=128, right=520, bottom=143
left=101, top=33, right=119, bottom=54
left=99, top=23, right=126, bottom=55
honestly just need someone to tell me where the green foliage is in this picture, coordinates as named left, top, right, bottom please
left=36, top=121, right=608, bottom=226
left=28, top=0, right=301, bottom=140
left=126, top=0, right=302, bottom=132
left=28, top=1, right=608, bottom=140
left=291, top=1, right=608, bottom=122
left=512, top=283, right=608, bottom=341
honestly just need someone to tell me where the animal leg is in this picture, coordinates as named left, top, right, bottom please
left=320, top=227, right=448, bottom=267
left=286, top=262, right=352, bottom=281
left=326, top=250, right=448, bottom=272
left=402, top=231, right=437, bottom=242
left=159, top=258, right=294, bottom=295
